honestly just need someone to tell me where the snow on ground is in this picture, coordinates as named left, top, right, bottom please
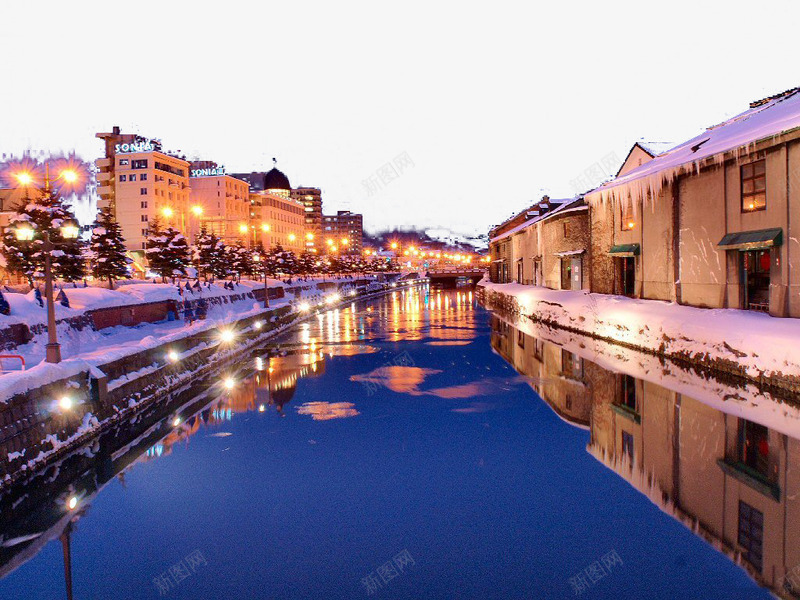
left=490, top=310, right=800, bottom=440
left=0, top=276, right=372, bottom=403
left=480, top=281, right=800, bottom=382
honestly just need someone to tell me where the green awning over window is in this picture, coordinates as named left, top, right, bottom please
left=718, top=228, right=782, bottom=251
left=608, top=243, right=640, bottom=257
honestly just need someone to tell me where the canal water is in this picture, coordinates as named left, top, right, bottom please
left=0, top=285, right=793, bottom=599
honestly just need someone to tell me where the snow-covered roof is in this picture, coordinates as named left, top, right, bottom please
left=590, top=87, right=800, bottom=201
left=490, top=198, right=585, bottom=243
left=637, top=141, right=676, bottom=157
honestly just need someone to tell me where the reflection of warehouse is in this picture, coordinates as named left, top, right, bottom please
left=489, top=315, right=591, bottom=428
left=489, top=315, right=800, bottom=598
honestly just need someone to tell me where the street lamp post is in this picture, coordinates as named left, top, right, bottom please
left=13, top=166, right=81, bottom=364
left=253, top=253, right=270, bottom=308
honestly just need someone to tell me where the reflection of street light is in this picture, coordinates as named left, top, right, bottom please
left=14, top=218, right=80, bottom=363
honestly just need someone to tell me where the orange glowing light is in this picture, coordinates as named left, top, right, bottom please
left=15, top=171, right=33, bottom=185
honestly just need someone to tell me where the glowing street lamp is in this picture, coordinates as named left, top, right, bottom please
left=161, top=207, right=174, bottom=218
left=60, top=169, right=78, bottom=184
left=239, top=223, right=248, bottom=234
left=288, top=233, right=296, bottom=242
left=15, top=171, right=33, bottom=186
left=14, top=218, right=80, bottom=363
left=191, top=205, right=204, bottom=216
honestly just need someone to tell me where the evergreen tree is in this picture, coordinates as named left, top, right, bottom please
left=145, top=219, right=190, bottom=281
left=193, top=227, right=225, bottom=280
left=90, top=207, right=130, bottom=288
left=1, top=188, right=87, bottom=286
left=226, top=241, right=252, bottom=280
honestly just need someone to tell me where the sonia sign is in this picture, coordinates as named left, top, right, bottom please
left=191, top=166, right=226, bottom=177
left=115, top=141, right=156, bottom=153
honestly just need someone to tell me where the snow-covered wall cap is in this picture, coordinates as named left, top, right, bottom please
left=587, top=87, right=800, bottom=200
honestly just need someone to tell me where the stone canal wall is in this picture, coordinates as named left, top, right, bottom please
left=477, top=282, right=800, bottom=395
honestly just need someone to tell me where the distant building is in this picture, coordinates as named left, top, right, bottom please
left=488, top=196, right=567, bottom=284
left=231, top=161, right=292, bottom=198
left=95, top=127, right=192, bottom=268
left=187, top=161, right=250, bottom=245
left=321, top=210, right=363, bottom=254
left=232, top=163, right=307, bottom=253
left=290, top=186, right=322, bottom=251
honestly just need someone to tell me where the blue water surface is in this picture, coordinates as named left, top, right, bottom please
left=0, top=288, right=770, bottom=600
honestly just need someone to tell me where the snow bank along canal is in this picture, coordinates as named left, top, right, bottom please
left=0, top=285, right=792, bottom=599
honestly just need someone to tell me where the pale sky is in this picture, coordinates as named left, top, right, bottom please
left=1, top=0, right=798, bottom=237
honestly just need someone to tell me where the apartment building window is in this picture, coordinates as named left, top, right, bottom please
left=142, top=242, right=147, bottom=249
left=140, top=173, right=147, bottom=181
left=563, top=222, right=568, bottom=238
left=129, top=174, right=136, bottom=182
left=119, top=175, right=127, bottom=182
left=132, top=159, right=148, bottom=169
left=141, top=228, right=149, bottom=236
left=140, top=201, right=148, bottom=209
left=738, top=501, right=764, bottom=571
left=619, top=374, right=637, bottom=412
left=119, top=159, right=129, bottom=166
left=141, top=214, right=148, bottom=222
left=140, top=187, right=147, bottom=195
left=741, top=160, right=766, bottom=212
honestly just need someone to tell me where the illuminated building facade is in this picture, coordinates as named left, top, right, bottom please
left=95, top=127, right=192, bottom=267
left=290, top=187, right=322, bottom=250
left=233, top=164, right=307, bottom=252
left=322, top=210, right=363, bottom=255
left=187, top=161, right=250, bottom=245
left=249, top=191, right=306, bottom=253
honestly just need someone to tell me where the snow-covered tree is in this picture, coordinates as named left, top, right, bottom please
left=90, top=207, right=129, bottom=288
left=193, top=227, right=226, bottom=280
left=1, top=188, right=87, bottom=286
left=145, top=219, right=190, bottom=281
left=226, top=241, right=253, bottom=280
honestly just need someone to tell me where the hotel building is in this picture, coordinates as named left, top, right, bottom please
left=321, top=210, right=364, bottom=255
left=96, top=128, right=192, bottom=267
left=187, top=161, right=250, bottom=245
left=233, top=164, right=308, bottom=253
left=290, top=186, right=323, bottom=250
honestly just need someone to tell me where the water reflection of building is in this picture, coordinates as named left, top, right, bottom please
left=489, top=315, right=800, bottom=598
left=254, top=350, right=326, bottom=415
left=490, top=315, right=591, bottom=428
